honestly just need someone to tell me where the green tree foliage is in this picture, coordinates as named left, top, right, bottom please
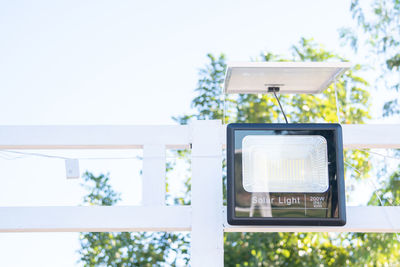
left=347, top=0, right=400, bottom=71
left=369, top=167, right=400, bottom=206
left=225, top=232, right=350, bottom=266
left=340, top=0, right=400, bottom=116
left=79, top=172, right=190, bottom=266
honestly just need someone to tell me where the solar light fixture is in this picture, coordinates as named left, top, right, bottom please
left=227, top=123, right=346, bottom=226
left=225, top=62, right=349, bottom=226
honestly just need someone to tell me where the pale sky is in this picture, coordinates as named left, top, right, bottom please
left=0, top=0, right=393, bottom=266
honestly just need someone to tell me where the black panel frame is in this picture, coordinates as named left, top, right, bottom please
left=227, top=123, right=346, bottom=226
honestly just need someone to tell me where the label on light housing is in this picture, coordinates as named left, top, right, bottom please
left=242, top=135, right=329, bottom=193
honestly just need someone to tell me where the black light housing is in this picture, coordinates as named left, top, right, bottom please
left=227, top=123, right=346, bottom=226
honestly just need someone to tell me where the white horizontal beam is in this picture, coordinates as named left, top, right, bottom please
left=0, top=124, right=399, bottom=150
left=0, top=206, right=399, bottom=233
left=224, top=206, right=400, bottom=233
left=0, top=125, right=190, bottom=149
left=221, top=124, right=400, bottom=149
left=0, top=206, right=191, bottom=232
left=342, top=124, right=400, bottom=149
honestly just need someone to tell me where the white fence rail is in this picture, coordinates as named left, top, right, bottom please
left=2, top=124, right=400, bottom=149
left=0, top=121, right=399, bottom=267
left=1, top=206, right=399, bottom=233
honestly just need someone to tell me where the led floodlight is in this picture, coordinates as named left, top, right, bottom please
left=227, top=123, right=346, bottom=226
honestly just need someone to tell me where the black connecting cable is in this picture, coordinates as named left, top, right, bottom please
left=273, top=91, right=289, bottom=123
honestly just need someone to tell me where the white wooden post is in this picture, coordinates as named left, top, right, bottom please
left=190, top=120, right=224, bottom=267
left=142, top=144, right=166, bottom=206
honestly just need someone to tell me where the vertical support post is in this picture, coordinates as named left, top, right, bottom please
left=190, top=120, right=223, bottom=267
left=142, top=144, right=166, bottom=206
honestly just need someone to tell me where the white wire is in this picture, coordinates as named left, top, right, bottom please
left=353, top=149, right=400, bottom=207
left=345, top=161, right=398, bottom=205
left=344, top=161, right=400, bottom=240
left=223, top=92, right=227, bottom=125
left=358, top=148, right=400, bottom=160
left=0, top=149, right=226, bottom=161
left=0, top=150, right=69, bottom=160
left=0, top=149, right=143, bottom=160
left=334, top=79, right=342, bottom=124
left=0, top=151, right=27, bottom=160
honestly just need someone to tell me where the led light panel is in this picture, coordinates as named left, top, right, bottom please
left=242, top=135, right=329, bottom=193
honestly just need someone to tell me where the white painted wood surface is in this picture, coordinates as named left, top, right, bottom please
left=224, top=206, right=400, bottom=233
left=0, top=125, right=190, bottom=149
left=142, top=144, right=166, bottom=206
left=0, top=206, right=398, bottom=233
left=0, top=121, right=399, bottom=267
left=0, top=206, right=191, bottom=232
left=1, top=124, right=400, bottom=149
left=190, top=120, right=224, bottom=267
left=220, top=124, right=400, bottom=149
left=342, top=124, right=400, bottom=149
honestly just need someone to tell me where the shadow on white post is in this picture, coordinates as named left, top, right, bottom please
left=190, top=120, right=224, bottom=267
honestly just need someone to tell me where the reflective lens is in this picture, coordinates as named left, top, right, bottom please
left=242, top=135, right=329, bottom=193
